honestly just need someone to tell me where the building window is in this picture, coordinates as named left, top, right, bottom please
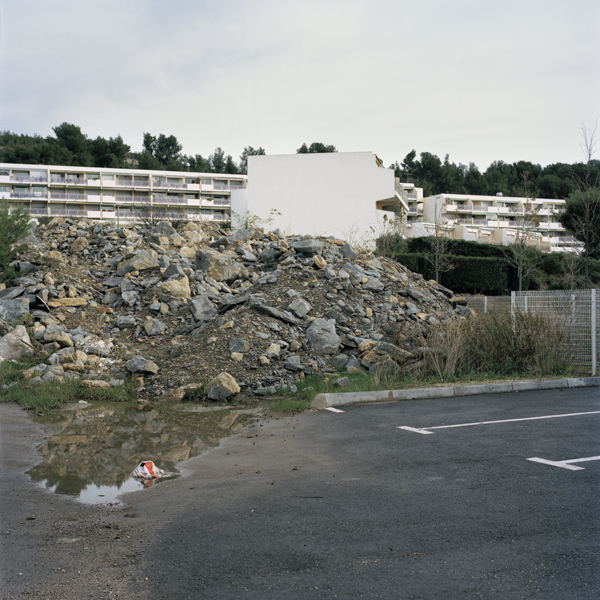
left=200, top=179, right=212, bottom=185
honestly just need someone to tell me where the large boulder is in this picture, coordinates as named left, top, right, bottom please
left=196, top=249, right=242, bottom=283
left=306, top=318, right=341, bottom=355
left=0, top=325, right=34, bottom=361
left=204, top=372, right=240, bottom=400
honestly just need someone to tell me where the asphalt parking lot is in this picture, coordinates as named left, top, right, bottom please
left=137, top=386, right=600, bottom=600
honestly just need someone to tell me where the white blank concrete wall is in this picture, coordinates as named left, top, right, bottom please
left=247, top=152, right=396, bottom=243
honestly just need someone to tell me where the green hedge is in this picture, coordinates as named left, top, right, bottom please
left=406, top=237, right=507, bottom=258
left=392, top=253, right=510, bottom=294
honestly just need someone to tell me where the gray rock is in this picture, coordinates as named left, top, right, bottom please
left=232, top=227, right=263, bottom=242
left=0, top=286, right=25, bottom=301
left=116, top=315, right=137, bottom=329
left=12, top=277, right=37, bottom=287
left=289, top=239, right=323, bottom=255
left=126, top=356, right=159, bottom=374
left=339, top=243, right=357, bottom=258
left=306, top=318, right=341, bottom=355
left=288, top=298, right=312, bottom=318
left=102, top=290, right=120, bottom=305
left=228, top=338, right=250, bottom=353
left=162, top=263, right=185, bottom=280
left=334, top=376, right=351, bottom=387
left=331, top=354, right=349, bottom=369
left=346, top=355, right=365, bottom=372
left=249, top=297, right=299, bottom=325
left=86, top=345, right=111, bottom=357
left=152, top=222, right=177, bottom=236
left=121, top=290, right=139, bottom=306
left=103, top=276, right=123, bottom=287
left=188, top=295, right=217, bottom=322
left=283, top=355, right=303, bottom=371
left=259, top=248, right=283, bottom=262
left=0, top=298, right=30, bottom=321
left=235, top=247, right=258, bottom=262
left=0, top=325, right=34, bottom=361
left=204, top=372, right=240, bottom=400
left=196, top=249, right=242, bottom=283
left=143, top=319, right=167, bottom=336
left=364, top=277, right=384, bottom=291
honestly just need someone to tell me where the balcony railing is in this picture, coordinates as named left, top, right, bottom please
left=10, top=176, right=48, bottom=183
left=115, top=196, right=151, bottom=203
left=498, top=207, right=523, bottom=213
left=49, top=209, right=87, bottom=216
left=406, top=193, right=418, bottom=199
left=212, top=199, right=231, bottom=206
left=50, top=193, right=87, bottom=200
left=29, top=208, right=49, bottom=215
left=153, top=181, right=188, bottom=189
left=50, top=178, right=87, bottom=185
left=212, top=213, right=228, bottom=221
left=10, top=192, right=47, bottom=199
left=407, top=208, right=423, bottom=214
left=213, top=184, right=245, bottom=191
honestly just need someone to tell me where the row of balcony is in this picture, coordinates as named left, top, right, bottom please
left=454, top=218, right=564, bottom=230
left=23, top=207, right=229, bottom=221
left=7, top=176, right=246, bottom=189
left=447, top=204, right=565, bottom=214
left=8, top=192, right=230, bottom=206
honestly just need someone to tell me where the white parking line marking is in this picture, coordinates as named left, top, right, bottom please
left=527, top=456, right=600, bottom=471
left=397, top=426, right=434, bottom=434
left=325, top=407, right=345, bottom=413
left=398, top=410, right=600, bottom=434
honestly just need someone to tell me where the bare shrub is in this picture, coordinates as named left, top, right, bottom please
left=460, top=310, right=571, bottom=375
left=417, top=318, right=465, bottom=381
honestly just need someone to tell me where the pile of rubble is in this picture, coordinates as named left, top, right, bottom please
left=0, top=217, right=468, bottom=400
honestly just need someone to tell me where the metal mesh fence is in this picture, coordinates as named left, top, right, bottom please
left=465, top=295, right=512, bottom=314
left=512, top=290, right=598, bottom=373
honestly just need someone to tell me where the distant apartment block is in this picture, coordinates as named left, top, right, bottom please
left=0, top=163, right=247, bottom=223
left=0, top=159, right=578, bottom=254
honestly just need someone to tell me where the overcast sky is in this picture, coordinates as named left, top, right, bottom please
left=0, top=0, right=598, bottom=170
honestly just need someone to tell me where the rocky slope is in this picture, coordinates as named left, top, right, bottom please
left=0, top=218, right=467, bottom=400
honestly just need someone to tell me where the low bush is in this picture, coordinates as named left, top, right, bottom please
left=419, top=310, right=572, bottom=379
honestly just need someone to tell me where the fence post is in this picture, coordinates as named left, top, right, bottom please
left=511, top=291, right=515, bottom=317
left=592, top=289, right=597, bottom=377
left=524, top=295, right=528, bottom=313
left=484, top=296, right=487, bottom=314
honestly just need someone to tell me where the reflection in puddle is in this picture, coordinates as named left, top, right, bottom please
left=27, top=403, right=256, bottom=505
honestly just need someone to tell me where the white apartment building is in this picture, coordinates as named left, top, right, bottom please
left=0, top=159, right=578, bottom=254
left=400, top=191, right=579, bottom=253
left=239, top=151, right=408, bottom=241
left=0, top=163, right=247, bottom=223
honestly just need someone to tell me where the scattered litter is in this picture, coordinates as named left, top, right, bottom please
left=132, top=460, right=165, bottom=487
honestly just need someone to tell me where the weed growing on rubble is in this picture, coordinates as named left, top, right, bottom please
left=0, top=361, right=137, bottom=412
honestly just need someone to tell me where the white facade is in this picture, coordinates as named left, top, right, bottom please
left=402, top=191, right=578, bottom=253
left=239, top=152, right=407, bottom=242
left=0, top=163, right=246, bottom=223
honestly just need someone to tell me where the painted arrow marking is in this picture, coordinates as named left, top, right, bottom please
left=527, top=455, right=600, bottom=471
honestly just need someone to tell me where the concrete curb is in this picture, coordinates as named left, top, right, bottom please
left=310, top=377, right=600, bottom=410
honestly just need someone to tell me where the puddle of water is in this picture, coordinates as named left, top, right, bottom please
left=27, top=402, right=257, bottom=505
